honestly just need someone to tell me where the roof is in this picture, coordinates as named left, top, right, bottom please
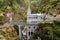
left=28, top=13, right=45, bottom=16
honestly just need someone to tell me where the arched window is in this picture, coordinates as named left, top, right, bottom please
left=29, top=32, right=30, bottom=36
left=36, top=17, right=37, bottom=19
left=31, top=32, right=33, bottom=35
left=41, top=17, right=42, bottom=19
left=29, top=26, right=30, bottom=29
left=33, top=26, right=35, bottom=29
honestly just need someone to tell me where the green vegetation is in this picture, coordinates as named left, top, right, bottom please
left=0, top=0, right=60, bottom=22
left=0, top=0, right=60, bottom=40
left=29, top=21, right=60, bottom=40
left=0, top=26, right=20, bottom=40
left=0, top=16, right=9, bottom=25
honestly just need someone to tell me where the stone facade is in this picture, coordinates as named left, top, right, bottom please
left=26, top=6, right=56, bottom=40
left=6, top=5, right=60, bottom=40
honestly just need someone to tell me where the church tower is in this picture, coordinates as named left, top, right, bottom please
left=27, top=5, right=31, bottom=15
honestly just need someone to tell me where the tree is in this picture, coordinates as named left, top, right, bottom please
left=30, top=21, right=60, bottom=40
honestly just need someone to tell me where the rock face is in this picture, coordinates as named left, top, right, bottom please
left=55, top=15, right=60, bottom=20
left=0, top=26, right=20, bottom=40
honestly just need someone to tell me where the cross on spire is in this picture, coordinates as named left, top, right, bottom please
left=27, top=0, right=31, bottom=15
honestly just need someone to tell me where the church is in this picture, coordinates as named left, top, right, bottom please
left=22, top=6, right=56, bottom=40
left=6, top=5, right=56, bottom=40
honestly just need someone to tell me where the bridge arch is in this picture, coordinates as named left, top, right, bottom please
left=10, top=22, right=24, bottom=38
left=13, top=25, right=19, bottom=35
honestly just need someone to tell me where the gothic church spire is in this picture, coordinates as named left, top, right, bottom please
left=27, top=0, right=31, bottom=15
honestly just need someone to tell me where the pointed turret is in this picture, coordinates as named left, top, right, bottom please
left=27, top=5, right=31, bottom=15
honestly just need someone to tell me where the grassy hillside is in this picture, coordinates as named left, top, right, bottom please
left=0, top=26, right=20, bottom=40
left=48, top=3, right=60, bottom=17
